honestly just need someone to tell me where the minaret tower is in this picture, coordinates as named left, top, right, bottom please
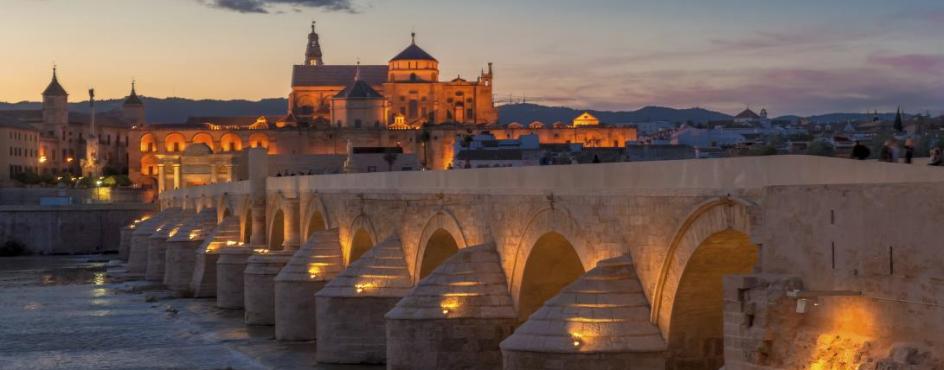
left=305, top=21, right=324, bottom=66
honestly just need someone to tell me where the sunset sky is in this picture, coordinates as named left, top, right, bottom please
left=1, top=0, right=942, bottom=116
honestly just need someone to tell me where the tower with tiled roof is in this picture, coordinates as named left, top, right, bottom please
left=41, top=66, right=68, bottom=131
left=122, top=80, right=146, bottom=126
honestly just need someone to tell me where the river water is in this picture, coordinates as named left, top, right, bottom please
left=0, top=256, right=382, bottom=370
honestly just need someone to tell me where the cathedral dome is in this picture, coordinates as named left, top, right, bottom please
left=390, top=33, right=437, bottom=62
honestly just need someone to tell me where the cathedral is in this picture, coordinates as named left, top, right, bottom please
left=126, top=24, right=636, bottom=191
left=289, top=23, right=498, bottom=128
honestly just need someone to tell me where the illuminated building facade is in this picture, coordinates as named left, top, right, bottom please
left=128, top=24, right=636, bottom=190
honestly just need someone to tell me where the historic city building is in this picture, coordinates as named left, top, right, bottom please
left=0, top=68, right=139, bottom=182
left=128, top=24, right=637, bottom=191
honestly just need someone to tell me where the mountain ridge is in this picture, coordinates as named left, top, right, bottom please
left=0, top=98, right=926, bottom=125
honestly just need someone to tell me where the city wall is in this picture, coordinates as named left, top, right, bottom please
left=0, top=203, right=155, bottom=255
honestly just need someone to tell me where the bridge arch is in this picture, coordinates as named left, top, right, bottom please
left=651, top=197, right=757, bottom=368
left=303, top=195, right=331, bottom=240
left=414, top=211, right=469, bottom=282
left=508, top=207, right=586, bottom=321
left=344, top=215, right=377, bottom=265
left=516, top=231, right=584, bottom=322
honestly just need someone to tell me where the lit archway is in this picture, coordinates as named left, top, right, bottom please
left=220, top=133, right=243, bottom=152
left=139, top=133, right=157, bottom=152
left=140, top=154, right=158, bottom=177
left=164, top=132, right=187, bottom=153
left=348, top=229, right=373, bottom=264
left=248, top=132, right=270, bottom=151
left=269, top=209, right=285, bottom=250
left=517, top=232, right=584, bottom=322
left=418, top=229, right=459, bottom=280
left=307, top=211, right=326, bottom=238
left=667, top=229, right=757, bottom=369
left=192, top=132, right=215, bottom=151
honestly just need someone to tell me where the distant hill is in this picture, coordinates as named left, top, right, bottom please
left=0, top=97, right=288, bottom=123
left=774, top=113, right=904, bottom=124
left=497, top=103, right=731, bottom=124
left=1, top=98, right=921, bottom=125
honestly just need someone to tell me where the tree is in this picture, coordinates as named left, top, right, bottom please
left=748, top=144, right=778, bottom=156
left=382, top=152, right=399, bottom=171
left=894, top=107, right=904, bottom=133
left=806, top=140, right=836, bottom=157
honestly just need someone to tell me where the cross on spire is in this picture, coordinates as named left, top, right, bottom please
left=311, top=20, right=316, bottom=33
left=411, top=31, right=416, bottom=44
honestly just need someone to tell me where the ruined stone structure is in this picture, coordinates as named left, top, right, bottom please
left=130, top=155, right=944, bottom=369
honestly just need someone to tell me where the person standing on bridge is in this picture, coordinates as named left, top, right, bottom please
left=850, top=141, right=871, bottom=160
left=929, top=147, right=943, bottom=166
left=903, top=138, right=915, bottom=164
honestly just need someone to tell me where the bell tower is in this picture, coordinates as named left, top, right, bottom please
left=305, top=21, right=324, bottom=66
left=41, top=66, right=69, bottom=134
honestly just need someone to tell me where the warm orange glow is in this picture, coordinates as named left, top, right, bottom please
left=254, top=248, right=270, bottom=254
left=38, top=155, right=47, bottom=163
left=168, top=227, right=180, bottom=238
left=354, top=282, right=374, bottom=294
left=307, top=263, right=321, bottom=279
left=572, top=112, right=600, bottom=127
left=225, top=240, right=238, bottom=246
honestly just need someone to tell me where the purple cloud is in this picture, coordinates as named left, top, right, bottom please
left=197, top=0, right=354, bottom=13
left=868, top=53, right=944, bottom=74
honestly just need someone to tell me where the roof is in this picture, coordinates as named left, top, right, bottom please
left=292, top=65, right=387, bottom=87
left=275, top=229, right=344, bottom=283
left=124, top=84, right=143, bottom=106
left=386, top=243, right=516, bottom=320
left=184, top=115, right=286, bottom=127
left=735, top=108, right=761, bottom=120
left=68, top=111, right=130, bottom=128
left=390, top=41, right=437, bottom=62
left=334, top=79, right=383, bottom=99
left=0, top=115, right=38, bottom=131
left=316, top=237, right=413, bottom=298
left=353, top=147, right=404, bottom=154
left=455, top=149, right=524, bottom=161
left=43, top=72, right=68, bottom=97
left=500, top=255, right=666, bottom=353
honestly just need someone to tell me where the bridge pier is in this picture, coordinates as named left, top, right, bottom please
left=145, top=210, right=193, bottom=282
left=119, top=224, right=134, bottom=261
left=243, top=250, right=293, bottom=325
left=191, top=216, right=241, bottom=298
left=500, top=256, right=666, bottom=369
left=315, top=237, right=413, bottom=364
left=164, top=208, right=217, bottom=296
left=274, top=229, right=343, bottom=341
left=128, top=209, right=175, bottom=275
left=386, top=244, right=517, bottom=370
left=217, top=246, right=254, bottom=309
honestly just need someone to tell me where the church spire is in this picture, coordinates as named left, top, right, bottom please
left=306, top=21, right=324, bottom=66
left=124, top=80, right=143, bottom=106
left=43, top=65, right=68, bottom=97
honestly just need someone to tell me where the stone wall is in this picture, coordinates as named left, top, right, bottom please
left=0, top=204, right=154, bottom=254
left=730, top=182, right=944, bottom=368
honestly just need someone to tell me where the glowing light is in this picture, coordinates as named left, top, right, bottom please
left=354, top=283, right=371, bottom=294
left=66, top=157, right=74, bottom=163
left=308, top=264, right=320, bottom=280
left=441, top=308, right=450, bottom=315
left=38, top=156, right=47, bottom=163
left=188, top=232, right=199, bottom=240
left=226, top=240, right=238, bottom=246
left=254, top=249, right=270, bottom=255
left=571, top=334, right=583, bottom=348
left=168, top=228, right=179, bottom=238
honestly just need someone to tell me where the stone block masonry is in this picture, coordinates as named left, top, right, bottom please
left=0, top=203, right=153, bottom=255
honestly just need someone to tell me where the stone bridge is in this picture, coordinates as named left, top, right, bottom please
left=129, top=152, right=944, bottom=369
